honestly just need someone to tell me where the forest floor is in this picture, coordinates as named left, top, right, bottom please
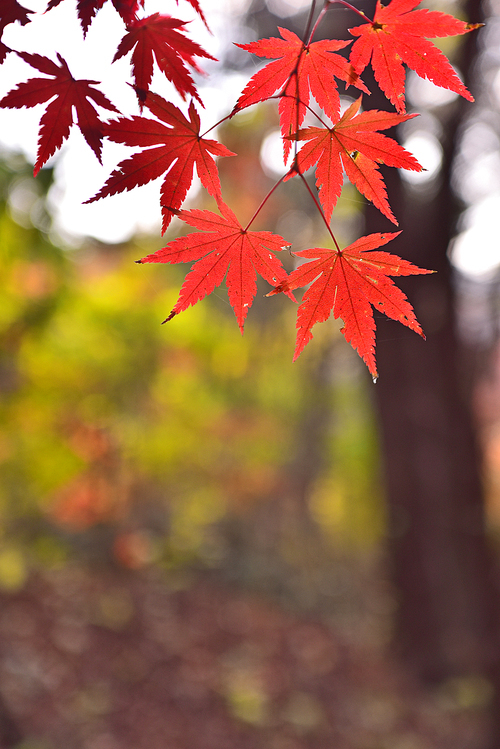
left=0, top=560, right=494, bottom=749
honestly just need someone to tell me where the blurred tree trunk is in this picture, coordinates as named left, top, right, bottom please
left=0, top=697, right=22, bottom=747
left=370, top=176, right=500, bottom=681
left=364, top=0, right=500, bottom=720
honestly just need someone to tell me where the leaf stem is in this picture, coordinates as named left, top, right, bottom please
left=244, top=175, right=287, bottom=231
left=302, top=0, right=319, bottom=46
left=201, top=111, right=236, bottom=139
left=277, top=0, right=319, bottom=162
left=307, top=6, right=328, bottom=44
left=326, top=0, right=370, bottom=22
left=298, top=171, right=341, bottom=251
left=309, top=0, right=370, bottom=43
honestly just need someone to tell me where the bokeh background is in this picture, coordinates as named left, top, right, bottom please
left=2, top=0, right=500, bottom=747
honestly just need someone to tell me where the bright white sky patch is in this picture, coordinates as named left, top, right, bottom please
left=450, top=193, right=500, bottom=279
left=260, top=129, right=292, bottom=177
left=406, top=69, right=459, bottom=109
left=265, top=0, right=312, bottom=18
left=401, top=131, right=443, bottom=184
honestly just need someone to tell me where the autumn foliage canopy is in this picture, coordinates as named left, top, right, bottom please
left=0, top=0, right=481, bottom=377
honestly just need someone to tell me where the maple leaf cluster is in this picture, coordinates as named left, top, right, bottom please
left=0, top=0, right=211, bottom=174
left=0, top=0, right=481, bottom=377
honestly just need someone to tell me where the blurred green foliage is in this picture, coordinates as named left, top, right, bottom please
left=0, top=146, right=384, bottom=595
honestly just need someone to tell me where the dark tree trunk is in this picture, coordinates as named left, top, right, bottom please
left=364, top=0, right=500, bottom=728
left=370, top=182, right=500, bottom=683
left=0, top=690, right=22, bottom=748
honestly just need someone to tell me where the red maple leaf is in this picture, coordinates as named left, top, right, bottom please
left=86, top=91, right=234, bottom=233
left=0, top=0, right=32, bottom=34
left=180, top=0, right=209, bottom=28
left=235, top=28, right=369, bottom=159
left=137, top=200, right=295, bottom=331
left=0, top=0, right=32, bottom=63
left=269, top=232, right=433, bottom=377
left=288, top=97, right=422, bottom=224
left=113, top=13, right=215, bottom=106
left=45, top=0, right=144, bottom=36
left=349, top=0, right=481, bottom=112
left=0, top=52, right=119, bottom=175
left=0, top=43, right=10, bottom=64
